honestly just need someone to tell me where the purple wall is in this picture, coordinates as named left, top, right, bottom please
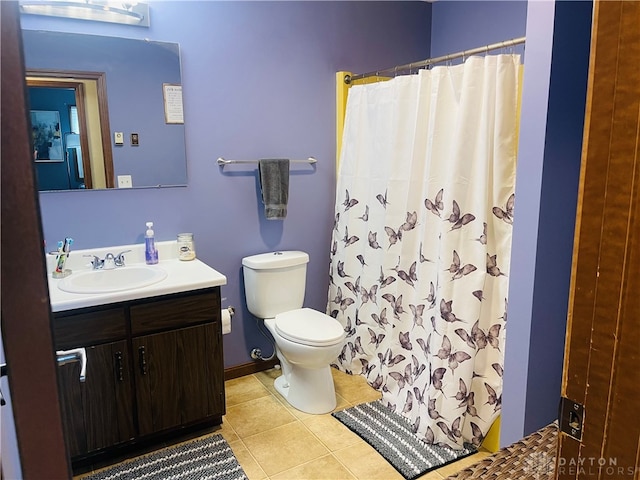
left=22, top=1, right=594, bottom=446
left=502, top=0, right=592, bottom=445
left=431, top=1, right=527, bottom=59
left=432, top=0, right=592, bottom=446
left=21, top=2, right=432, bottom=369
left=522, top=0, right=592, bottom=436
left=501, top=1, right=556, bottom=446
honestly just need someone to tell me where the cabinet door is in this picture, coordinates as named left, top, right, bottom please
left=133, top=322, right=223, bottom=436
left=57, top=340, right=135, bottom=457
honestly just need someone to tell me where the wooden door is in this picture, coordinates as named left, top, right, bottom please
left=557, top=1, right=640, bottom=479
left=1, top=1, right=71, bottom=477
left=58, top=341, right=135, bottom=457
left=133, top=323, right=222, bottom=436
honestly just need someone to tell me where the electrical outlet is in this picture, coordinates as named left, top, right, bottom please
left=117, top=175, right=132, bottom=188
left=114, top=132, right=124, bottom=145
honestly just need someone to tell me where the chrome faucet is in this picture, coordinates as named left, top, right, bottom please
left=114, top=250, right=131, bottom=267
left=103, top=253, right=117, bottom=270
left=84, top=250, right=132, bottom=270
left=84, top=255, right=103, bottom=270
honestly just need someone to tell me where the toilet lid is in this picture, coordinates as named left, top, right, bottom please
left=275, top=308, right=345, bottom=347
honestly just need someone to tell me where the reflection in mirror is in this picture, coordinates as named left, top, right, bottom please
left=27, top=73, right=111, bottom=189
left=22, top=30, right=188, bottom=191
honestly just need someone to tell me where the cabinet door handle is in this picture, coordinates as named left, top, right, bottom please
left=114, top=351, right=124, bottom=382
left=138, top=346, right=147, bottom=375
left=56, top=348, right=87, bottom=382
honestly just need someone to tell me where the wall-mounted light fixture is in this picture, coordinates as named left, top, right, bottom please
left=19, top=1, right=150, bottom=27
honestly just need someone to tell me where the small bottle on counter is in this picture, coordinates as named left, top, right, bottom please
left=177, top=233, right=196, bottom=261
left=145, top=222, right=159, bottom=265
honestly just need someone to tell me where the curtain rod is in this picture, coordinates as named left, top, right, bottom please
left=344, top=36, right=526, bottom=84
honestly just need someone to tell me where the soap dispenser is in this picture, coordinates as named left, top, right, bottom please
left=145, top=221, right=159, bottom=265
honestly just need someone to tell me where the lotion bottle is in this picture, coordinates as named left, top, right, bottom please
left=145, top=221, right=159, bottom=265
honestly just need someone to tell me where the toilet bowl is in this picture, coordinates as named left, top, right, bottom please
left=242, top=251, right=346, bottom=414
left=264, top=308, right=345, bottom=414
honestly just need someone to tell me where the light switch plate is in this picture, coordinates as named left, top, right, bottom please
left=117, top=175, right=132, bottom=188
left=114, top=132, right=124, bottom=145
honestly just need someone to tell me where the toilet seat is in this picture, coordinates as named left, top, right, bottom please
left=275, top=308, right=345, bottom=347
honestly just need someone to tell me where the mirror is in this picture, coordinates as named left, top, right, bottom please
left=22, top=30, right=188, bottom=191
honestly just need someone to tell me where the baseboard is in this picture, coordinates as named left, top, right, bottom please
left=224, top=358, right=279, bottom=380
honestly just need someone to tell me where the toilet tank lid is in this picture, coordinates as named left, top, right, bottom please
left=242, top=251, right=309, bottom=270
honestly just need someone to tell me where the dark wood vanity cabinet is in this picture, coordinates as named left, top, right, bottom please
left=130, top=290, right=224, bottom=436
left=133, top=323, right=223, bottom=435
left=57, top=339, right=134, bottom=457
left=53, top=288, right=225, bottom=466
left=55, top=307, right=134, bottom=458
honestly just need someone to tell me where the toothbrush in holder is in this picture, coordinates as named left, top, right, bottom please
left=53, top=237, right=73, bottom=278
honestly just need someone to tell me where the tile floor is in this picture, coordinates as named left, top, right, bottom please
left=80, top=367, right=492, bottom=480
left=219, top=367, right=492, bottom=480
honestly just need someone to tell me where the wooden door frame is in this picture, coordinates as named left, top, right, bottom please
left=1, top=1, right=71, bottom=477
left=557, top=1, right=640, bottom=478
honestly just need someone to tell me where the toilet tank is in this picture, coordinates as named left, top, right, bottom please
left=242, top=251, right=309, bottom=319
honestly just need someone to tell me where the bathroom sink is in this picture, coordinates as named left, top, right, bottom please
left=58, top=265, right=168, bottom=294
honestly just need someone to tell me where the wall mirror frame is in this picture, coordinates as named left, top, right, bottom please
left=23, top=30, right=188, bottom=192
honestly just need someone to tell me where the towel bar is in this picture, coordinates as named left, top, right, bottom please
left=217, top=157, right=317, bottom=166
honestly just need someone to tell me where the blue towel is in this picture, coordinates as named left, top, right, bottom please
left=258, top=159, right=290, bottom=220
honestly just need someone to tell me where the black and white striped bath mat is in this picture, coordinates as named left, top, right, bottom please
left=83, top=434, right=247, bottom=480
left=332, top=400, right=477, bottom=480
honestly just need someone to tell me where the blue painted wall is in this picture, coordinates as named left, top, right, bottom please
left=22, top=1, right=432, bottom=370
left=29, top=87, right=77, bottom=190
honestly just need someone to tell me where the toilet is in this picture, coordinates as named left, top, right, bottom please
left=242, top=251, right=346, bottom=414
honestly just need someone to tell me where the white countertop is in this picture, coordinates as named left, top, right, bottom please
left=47, top=241, right=227, bottom=312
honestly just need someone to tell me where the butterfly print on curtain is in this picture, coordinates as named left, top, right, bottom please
left=327, top=54, right=519, bottom=450
left=328, top=181, right=513, bottom=449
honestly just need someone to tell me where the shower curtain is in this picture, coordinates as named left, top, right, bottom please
left=328, top=54, right=520, bottom=449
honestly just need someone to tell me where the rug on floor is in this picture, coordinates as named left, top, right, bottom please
left=82, top=434, right=247, bottom=480
left=332, top=400, right=477, bottom=480
left=443, top=423, right=558, bottom=479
